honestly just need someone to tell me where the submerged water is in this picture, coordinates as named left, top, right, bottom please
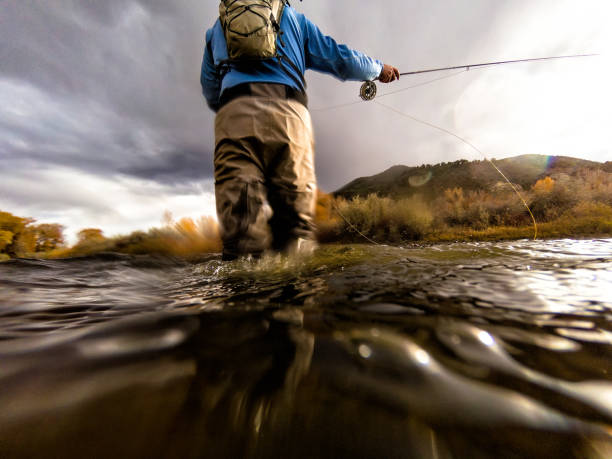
left=1, top=239, right=612, bottom=458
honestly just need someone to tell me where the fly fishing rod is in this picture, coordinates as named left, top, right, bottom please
left=359, top=53, right=599, bottom=100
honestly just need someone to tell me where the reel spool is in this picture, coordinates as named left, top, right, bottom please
left=359, top=81, right=377, bottom=101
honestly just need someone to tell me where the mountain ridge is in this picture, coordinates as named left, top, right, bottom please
left=334, top=154, right=610, bottom=200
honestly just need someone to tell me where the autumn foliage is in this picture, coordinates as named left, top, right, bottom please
left=0, top=211, right=64, bottom=260
left=0, top=209, right=224, bottom=260
left=315, top=169, right=612, bottom=243
left=51, top=216, right=222, bottom=259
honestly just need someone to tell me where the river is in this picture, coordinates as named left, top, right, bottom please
left=1, top=239, right=611, bottom=458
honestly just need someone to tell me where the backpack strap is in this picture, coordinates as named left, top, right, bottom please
left=277, top=54, right=307, bottom=92
left=271, top=0, right=307, bottom=91
left=271, top=0, right=285, bottom=24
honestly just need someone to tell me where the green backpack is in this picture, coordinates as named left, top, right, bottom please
left=219, top=0, right=287, bottom=61
left=217, top=0, right=306, bottom=89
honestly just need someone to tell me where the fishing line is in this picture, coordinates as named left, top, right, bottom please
left=373, top=100, right=539, bottom=240
left=332, top=201, right=383, bottom=246
left=312, top=69, right=468, bottom=112
left=310, top=97, right=363, bottom=113
left=376, top=69, right=469, bottom=99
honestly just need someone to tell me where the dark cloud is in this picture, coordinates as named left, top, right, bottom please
left=120, top=147, right=215, bottom=184
left=0, top=0, right=216, bottom=190
left=1, top=0, right=213, bottom=181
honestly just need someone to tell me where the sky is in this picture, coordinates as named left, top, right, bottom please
left=1, top=0, right=610, bottom=243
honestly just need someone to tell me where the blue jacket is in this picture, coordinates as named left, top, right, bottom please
left=201, top=5, right=383, bottom=111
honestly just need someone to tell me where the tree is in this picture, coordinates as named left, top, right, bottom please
left=77, top=228, right=106, bottom=245
left=0, top=230, right=13, bottom=252
left=0, top=211, right=34, bottom=256
left=14, top=227, right=37, bottom=254
left=33, top=224, right=65, bottom=252
left=532, top=176, right=555, bottom=194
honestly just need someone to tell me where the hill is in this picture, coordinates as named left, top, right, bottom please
left=334, top=155, right=606, bottom=200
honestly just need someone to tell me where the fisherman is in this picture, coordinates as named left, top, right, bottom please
left=201, top=0, right=399, bottom=260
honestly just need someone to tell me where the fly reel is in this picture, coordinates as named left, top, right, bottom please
left=359, top=81, right=377, bottom=101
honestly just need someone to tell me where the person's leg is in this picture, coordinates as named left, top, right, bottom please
left=264, top=100, right=317, bottom=253
left=214, top=101, right=272, bottom=260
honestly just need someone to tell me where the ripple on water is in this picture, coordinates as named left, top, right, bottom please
left=0, top=240, right=611, bottom=457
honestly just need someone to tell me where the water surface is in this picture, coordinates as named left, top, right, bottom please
left=1, top=239, right=611, bottom=458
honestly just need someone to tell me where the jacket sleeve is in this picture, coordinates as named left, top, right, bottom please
left=300, top=15, right=383, bottom=82
left=201, top=28, right=221, bottom=111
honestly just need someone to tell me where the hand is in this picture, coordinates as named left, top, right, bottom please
left=379, top=64, right=400, bottom=83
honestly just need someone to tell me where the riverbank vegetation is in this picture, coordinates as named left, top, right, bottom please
left=318, top=169, right=612, bottom=243
left=0, top=212, right=65, bottom=261
left=48, top=216, right=222, bottom=259
left=0, top=211, right=221, bottom=261
left=1, top=165, right=610, bottom=260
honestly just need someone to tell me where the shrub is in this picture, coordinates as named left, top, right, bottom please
left=317, top=194, right=433, bottom=242
left=48, top=217, right=222, bottom=259
left=529, top=177, right=579, bottom=221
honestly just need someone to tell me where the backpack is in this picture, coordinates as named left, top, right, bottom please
left=217, top=0, right=306, bottom=90
left=219, top=0, right=286, bottom=61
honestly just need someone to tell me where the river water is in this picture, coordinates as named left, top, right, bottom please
left=1, top=239, right=611, bottom=458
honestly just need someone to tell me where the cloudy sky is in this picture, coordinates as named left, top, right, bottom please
left=1, top=0, right=610, bottom=242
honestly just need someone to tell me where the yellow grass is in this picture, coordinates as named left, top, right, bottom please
left=46, top=216, right=222, bottom=260
left=315, top=184, right=612, bottom=244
